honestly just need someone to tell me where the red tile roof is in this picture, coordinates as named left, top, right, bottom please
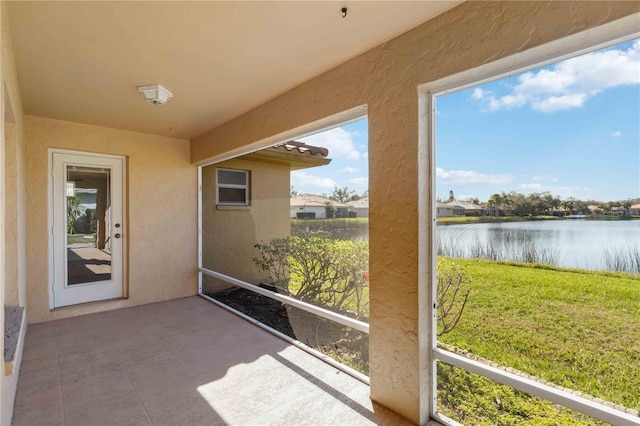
left=272, top=140, right=329, bottom=158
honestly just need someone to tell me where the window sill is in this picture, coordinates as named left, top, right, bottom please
left=217, top=205, right=251, bottom=211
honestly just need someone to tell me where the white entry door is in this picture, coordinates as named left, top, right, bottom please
left=51, top=151, right=125, bottom=308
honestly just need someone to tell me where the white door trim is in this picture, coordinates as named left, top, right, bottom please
left=48, top=149, right=126, bottom=309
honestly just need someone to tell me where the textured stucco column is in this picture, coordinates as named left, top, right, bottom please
left=367, top=90, right=422, bottom=418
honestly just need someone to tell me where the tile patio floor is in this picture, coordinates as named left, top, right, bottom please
left=13, top=296, right=410, bottom=425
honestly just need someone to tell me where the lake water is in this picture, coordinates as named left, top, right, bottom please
left=436, top=220, right=640, bottom=272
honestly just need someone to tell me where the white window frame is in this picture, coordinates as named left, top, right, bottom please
left=216, top=168, right=250, bottom=206
left=418, top=16, right=640, bottom=426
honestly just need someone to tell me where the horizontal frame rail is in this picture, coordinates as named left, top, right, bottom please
left=434, top=348, right=640, bottom=426
left=199, top=267, right=369, bottom=334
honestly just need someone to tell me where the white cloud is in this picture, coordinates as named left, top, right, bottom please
left=363, top=152, right=369, bottom=159
left=299, top=127, right=362, bottom=160
left=611, top=131, right=622, bottom=137
left=481, top=41, right=640, bottom=112
left=341, top=167, right=358, bottom=174
left=488, top=94, right=527, bottom=110
left=518, top=183, right=593, bottom=198
left=348, top=177, right=368, bottom=187
left=532, top=93, right=587, bottom=113
left=471, top=88, right=484, bottom=100
left=436, top=167, right=513, bottom=185
left=290, top=171, right=336, bottom=192
left=532, top=175, right=558, bottom=182
left=518, top=183, right=544, bottom=191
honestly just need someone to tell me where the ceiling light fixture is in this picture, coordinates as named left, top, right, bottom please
left=137, top=84, right=173, bottom=105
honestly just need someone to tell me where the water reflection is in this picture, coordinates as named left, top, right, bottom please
left=437, top=220, right=640, bottom=272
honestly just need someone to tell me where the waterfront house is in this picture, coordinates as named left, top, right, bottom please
left=290, top=194, right=350, bottom=219
left=446, top=200, right=484, bottom=216
left=347, top=197, right=369, bottom=218
left=436, top=202, right=454, bottom=217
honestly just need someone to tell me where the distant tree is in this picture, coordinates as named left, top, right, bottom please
left=540, top=192, right=555, bottom=214
left=501, top=191, right=513, bottom=213
left=549, top=194, right=561, bottom=212
left=510, top=193, right=531, bottom=216
left=329, top=185, right=356, bottom=203
left=573, top=199, right=588, bottom=215
left=325, top=202, right=337, bottom=218
left=560, top=198, right=575, bottom=216
left=448, top=190, right=455, bottom=202
left=468, top=197, right=480, bottom=205
left=290, top=185, right=299, bottom=198
left=67, top=196, right=85, bottom=234
left=487, top=193, right=502, bottom=216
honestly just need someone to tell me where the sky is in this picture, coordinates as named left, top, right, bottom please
left=292, top=39, right=639, bottom=202
left=293, top=118, right=369, bottom=196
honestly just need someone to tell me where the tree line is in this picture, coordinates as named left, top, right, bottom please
left=291, top=185, right=368, bottom=203
left=448, top=191, right=639, bottom=217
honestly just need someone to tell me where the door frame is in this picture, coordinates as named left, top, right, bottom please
left=48, top=149, right=127, bottom=309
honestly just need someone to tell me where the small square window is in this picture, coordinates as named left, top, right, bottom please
left=217, top=168, right=250, bottom=205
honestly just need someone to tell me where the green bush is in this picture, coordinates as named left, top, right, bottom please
left=295, top=212, right=316, bottom=219
left=254, top=237, right=369, bottom=318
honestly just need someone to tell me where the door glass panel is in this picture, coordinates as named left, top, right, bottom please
left=66, top=166, right=112, bottom=285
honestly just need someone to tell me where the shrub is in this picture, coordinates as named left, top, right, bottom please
left=254, top=237, right=369, bottom=318
left=296, top=212, right=316, bottom=219
left=437, top=259, right=471, bottom=336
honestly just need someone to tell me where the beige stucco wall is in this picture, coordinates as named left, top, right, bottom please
left=2, top=3, right=28, bottom=423
left=201, top=158, right=290, bottom=289
left=190, top=2, right=640, bottom=423
left=25, top=115, right=198, bottom=323
left=4, top=123, right=18, bottom=305
left=2, top=0, right=26, bottom=311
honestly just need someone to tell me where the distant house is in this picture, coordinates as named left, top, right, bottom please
left=347, top=197, right=369, bottom=218
left=587, top=205, right=601, bottom=215
left=613, top=204, right=640, bottom=217
left=481, top=203, right=503, bottom=217
left=611, top=206, right=626, bottom=217
left=291, top=194, right=350, bottom=219
left=436, top=202, right=454, bottom=217
left=445, top=200, right=483, bottom=216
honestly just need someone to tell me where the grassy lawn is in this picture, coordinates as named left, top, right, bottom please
left=67, top=233, right=96, bottom=244
left=438, top=258, right=640, bottom=423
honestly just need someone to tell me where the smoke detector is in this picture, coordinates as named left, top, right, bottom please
left=137, top=84, right=173, bottom=105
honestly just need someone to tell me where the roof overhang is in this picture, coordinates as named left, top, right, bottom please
left=6, top=1, right=463, bottom=139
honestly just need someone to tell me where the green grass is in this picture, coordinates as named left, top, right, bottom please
left=438, top=363, right=608, bottom=425
left=66, top=233, right=96, bottom=244
left=437, top=257, right=640, bottom=423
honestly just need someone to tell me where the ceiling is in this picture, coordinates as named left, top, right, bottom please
left=7, top=1, right=462, bottom=139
